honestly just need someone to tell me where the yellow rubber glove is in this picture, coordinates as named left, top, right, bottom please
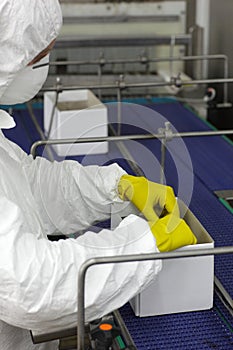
left=118, top=174, right=179, bottom=221
left=149, top=214, right=197, bottom=252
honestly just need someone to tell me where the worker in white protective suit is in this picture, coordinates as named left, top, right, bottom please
left=0, top=1, right=197, bottom=349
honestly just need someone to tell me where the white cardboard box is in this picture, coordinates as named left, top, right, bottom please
left=111, top=200, right=214, bottom=316
left=44, top=89, right=108, bottom=156
left=131, top=200, right=214, bottom=316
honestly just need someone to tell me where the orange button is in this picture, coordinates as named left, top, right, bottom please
left=99, top=323, right=113, bottom=331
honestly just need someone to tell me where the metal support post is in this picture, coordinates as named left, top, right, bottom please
left=97, top=51, right=106, bottom=100
left=47, top=77, right=63, bottom=139
left=158, top=122, right=173, bottom=183
left=116, top=75, right=126, bottom=136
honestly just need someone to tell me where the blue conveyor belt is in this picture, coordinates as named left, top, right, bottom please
left=3, top=100, right=233, bottom=349
left=120, top=293, right=233, bottom=350
left=147, top=101, right=233, bottom=192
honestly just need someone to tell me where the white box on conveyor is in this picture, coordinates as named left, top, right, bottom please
left=111, top=199, right=214, bottom=316
left=44, top=89, right=108, bottom=156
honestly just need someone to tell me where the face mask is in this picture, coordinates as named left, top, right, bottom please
left=0, top=55, right=49, bottom=105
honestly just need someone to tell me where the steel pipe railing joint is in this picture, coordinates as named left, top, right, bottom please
left=158, top=122, right=174, bottom=142
left=170, top=73, right=182, bottom=88
left=99, top=58, right=106, bottom=67
left=116, top=74, right=126, bottom=90
left=140, top=55, right=149, bottom=65
left=55, top=77, right=63, bottom=94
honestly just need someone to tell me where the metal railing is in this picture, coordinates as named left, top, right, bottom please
left=30, top=127, right=233, bottom=183
left=43, top=54, right=229, bottom=105
left=77, top=246, right=233, bottom=350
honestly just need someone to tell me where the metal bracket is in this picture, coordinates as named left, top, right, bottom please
left=158, top=122, right=173, bottom=183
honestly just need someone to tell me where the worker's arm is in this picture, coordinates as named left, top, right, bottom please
left=28, top=158, right=126, bottom=235
left=8, top=137, right=126, bottom=235
left=0, top=196, right=161, bottom=333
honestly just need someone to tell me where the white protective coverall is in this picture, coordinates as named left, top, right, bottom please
left=0, top=1, right=162, bottom=349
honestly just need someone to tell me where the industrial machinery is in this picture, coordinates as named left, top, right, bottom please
left=43, top=0, right=233, bottom=126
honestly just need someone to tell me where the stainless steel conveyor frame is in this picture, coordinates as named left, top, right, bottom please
left=76, top=247, right=233, bottom=350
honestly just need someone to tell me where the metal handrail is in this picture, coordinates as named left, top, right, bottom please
left=77, top=246, right=233, bottom=350
left=30, top=128, right=233, bottom=159
left=45, top=54, right=227, bottom=69
left=54, top=33, right=192, bottom=49
left=40, top=54, right=229, bottom=105
left=41, top=77, right=233, bottom=93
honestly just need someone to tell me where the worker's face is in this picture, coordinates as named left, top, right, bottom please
left=0, top=40, right=56, bottom=105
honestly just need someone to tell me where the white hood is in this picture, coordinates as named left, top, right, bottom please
left=0, top=0, right=62, bottom=104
